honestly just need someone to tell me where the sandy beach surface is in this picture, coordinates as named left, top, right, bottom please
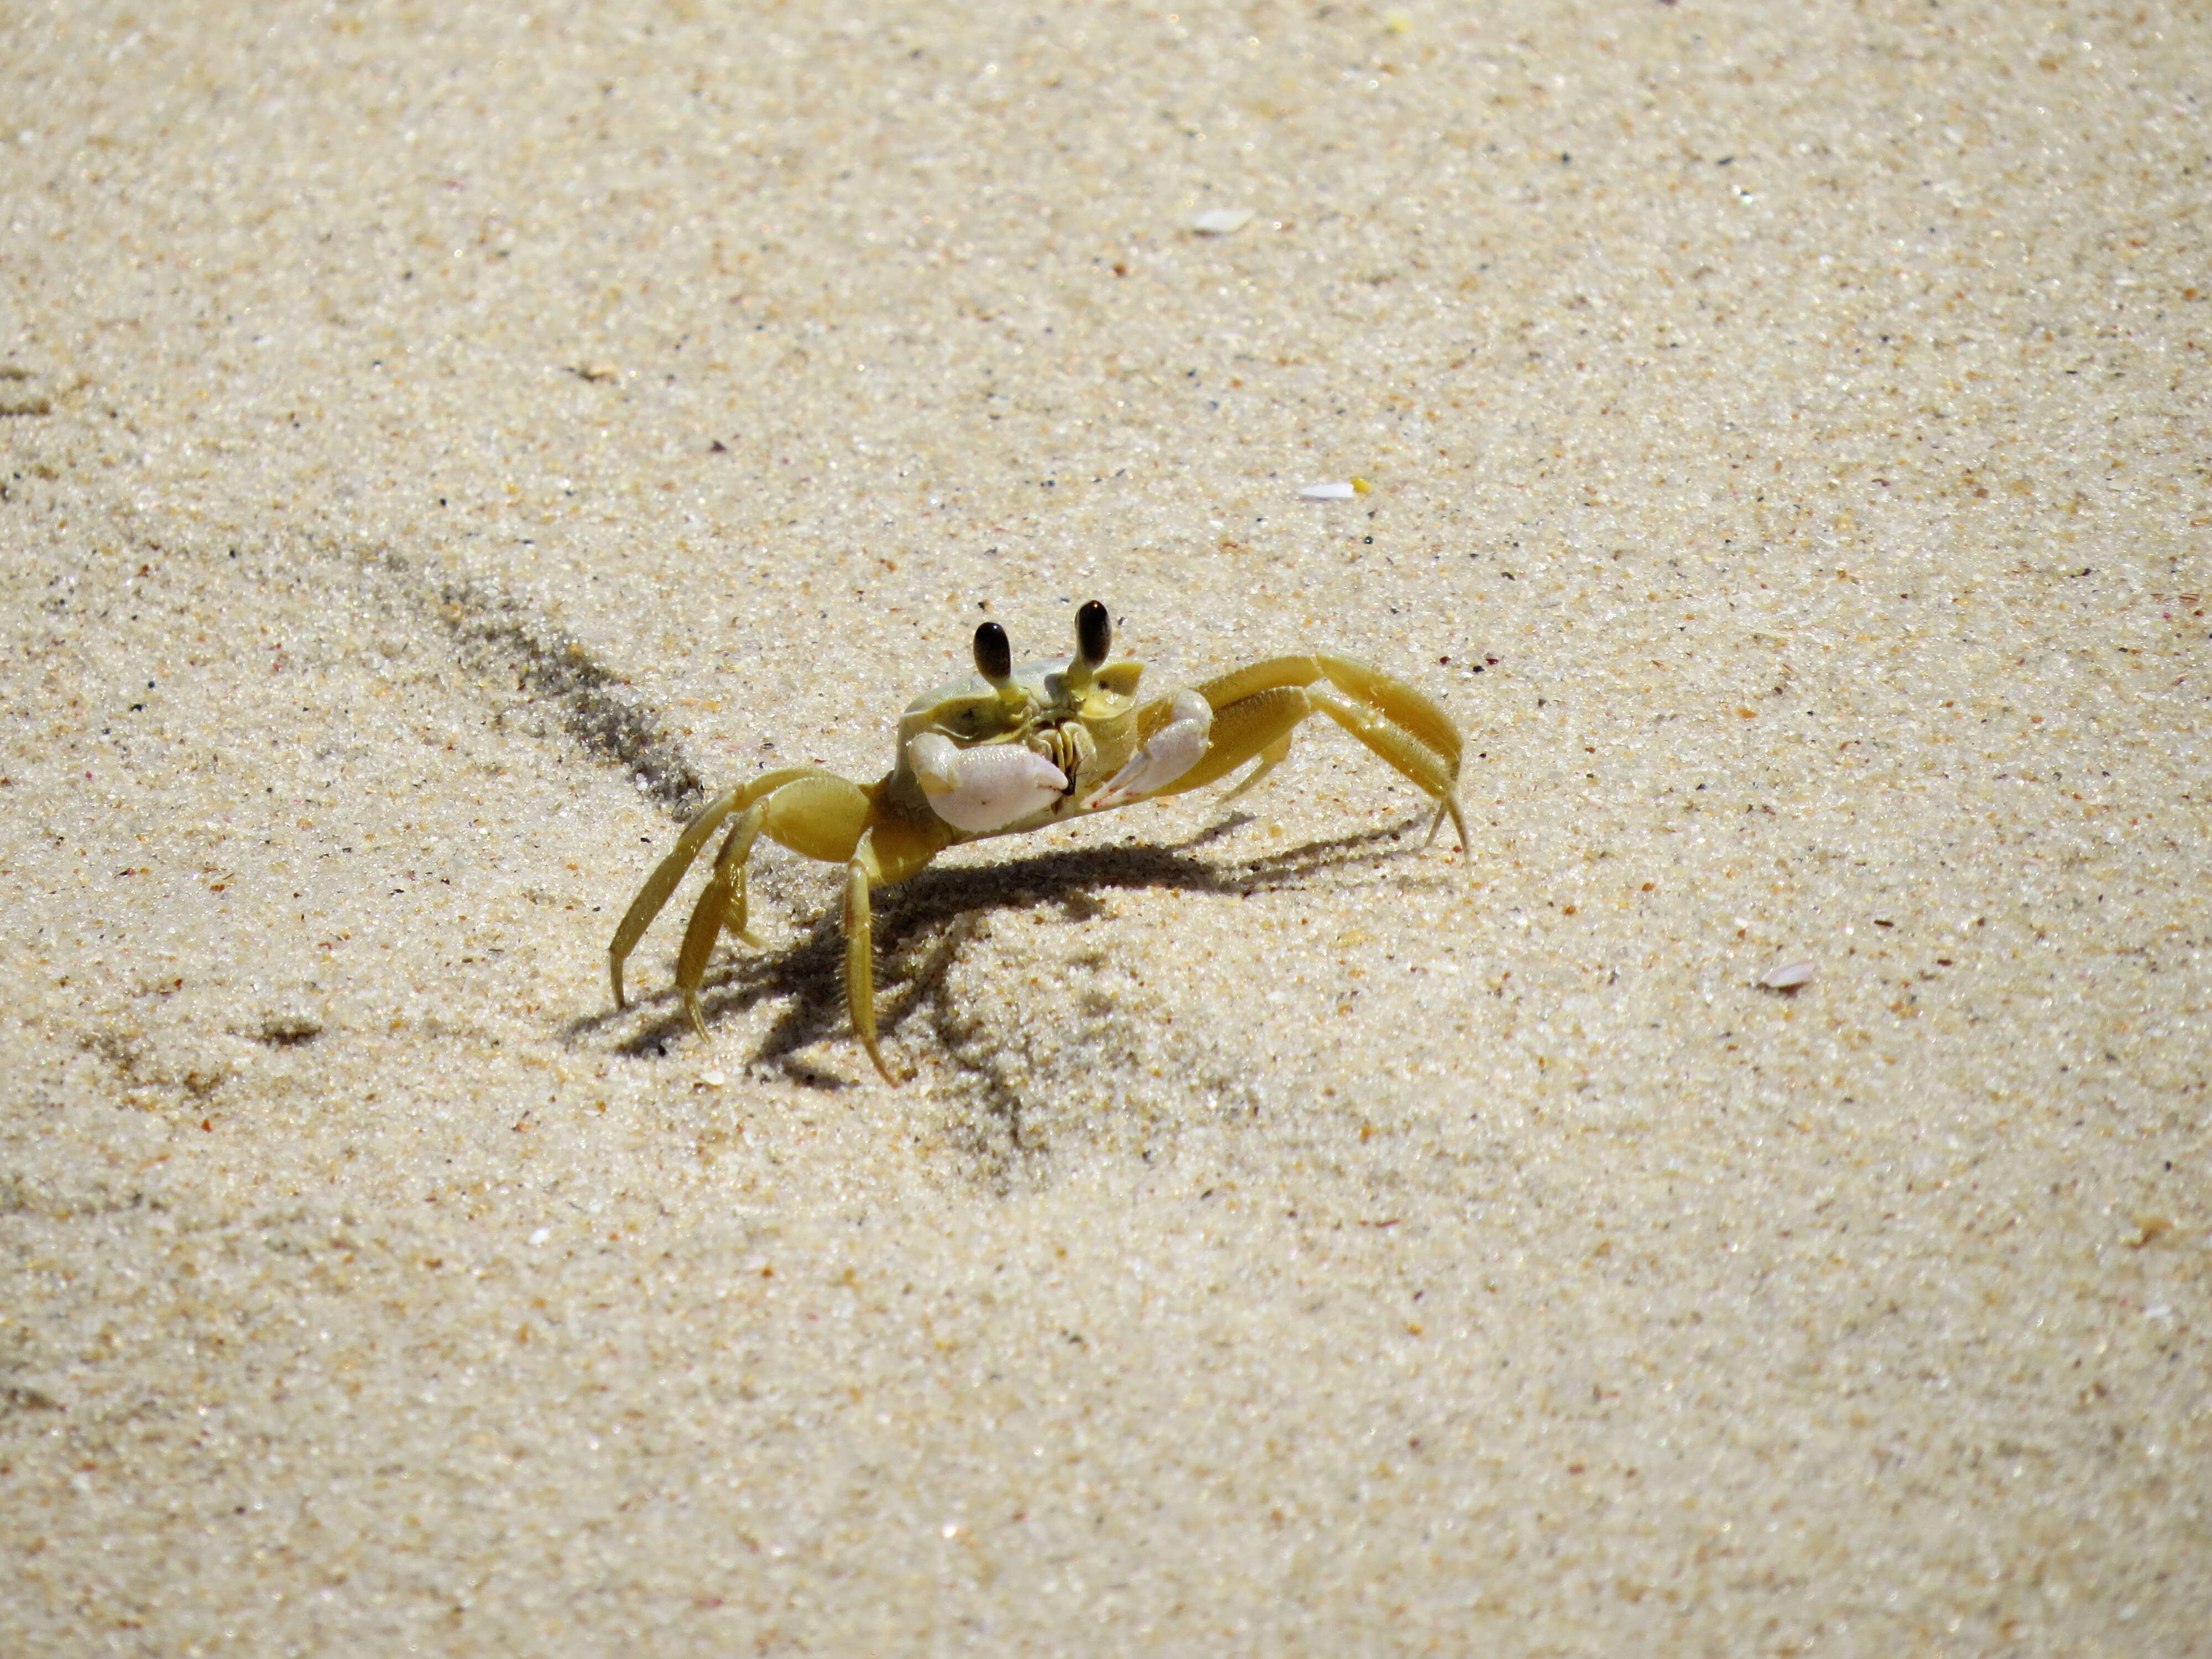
left=5, top=2, right=2208, bottom=1652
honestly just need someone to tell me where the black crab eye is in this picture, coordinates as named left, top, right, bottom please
left=973, top=620, right=1012, bottom=682
left=1076, top=599, right=1110, bottom=667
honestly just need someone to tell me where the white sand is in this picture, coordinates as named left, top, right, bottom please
left=4, top=2, right=2208, bottom=1651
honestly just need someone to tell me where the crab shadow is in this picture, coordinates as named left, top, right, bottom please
left=571, top=811, right=1453, bottom=1084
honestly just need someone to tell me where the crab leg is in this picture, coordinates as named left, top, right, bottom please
left=612, top=766, right=870, bottom=1018
left=675, top=801, right=769, bottom=1036
left=610, top=783, right=747, bottom=1009
left=1149, top=654, right=1469, bottom=849
left=836, top=810, right=951, bottom=1085
left=672, top=771, right=876, bottom=1035
left=843, top=833, right=892, bottom=1083
left=1306, top=683, right=1467, bottom=847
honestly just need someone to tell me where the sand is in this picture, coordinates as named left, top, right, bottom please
left=4, top=1, right=2208, bottom=1652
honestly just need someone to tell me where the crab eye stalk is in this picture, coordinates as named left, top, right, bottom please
left=1076, top=599, right=1110, bottom=668
left=973, top=620, right=1013, bottom=684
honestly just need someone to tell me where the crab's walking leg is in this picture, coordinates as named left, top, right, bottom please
left=838, top=812, right=949, bottom=1086
left=1306, top=682, right=1467, bottom=848
left=667, top=771, right=875, bottom=1036
left=612, top=766, right=868, bottom=1015
left=675, top=802, right=770, bottom=1037
left=1149, top=654, right=1469, bottom=851
left=843, top=833, right=891, bottom=1083
left=611, top=784, right=747, bottom=1008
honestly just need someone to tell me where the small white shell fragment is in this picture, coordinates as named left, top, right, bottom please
left=1191, top=207, right=1254, bottom=234
left=1300, top=477, right=1372, bottom=500
left=1758, top=958, right=1817, bottom=990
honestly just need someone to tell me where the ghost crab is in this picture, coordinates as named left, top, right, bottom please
left=610, top=601, right=1468, bottom=1082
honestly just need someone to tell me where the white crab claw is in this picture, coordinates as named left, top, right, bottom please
left=1091, top=690, right=1213, bottom=808
left=909, top=732, right=1067, bottom=832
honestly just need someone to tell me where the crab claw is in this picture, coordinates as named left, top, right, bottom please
left=1090, top=690, right=1213, bottom=808
left=909, top=732, right=1067, bottom=832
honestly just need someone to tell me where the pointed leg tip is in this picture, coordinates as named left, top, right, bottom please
left=1442, top=794, right=1470, bottom=857
left=862, top=1039, right=902, bottom=1086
